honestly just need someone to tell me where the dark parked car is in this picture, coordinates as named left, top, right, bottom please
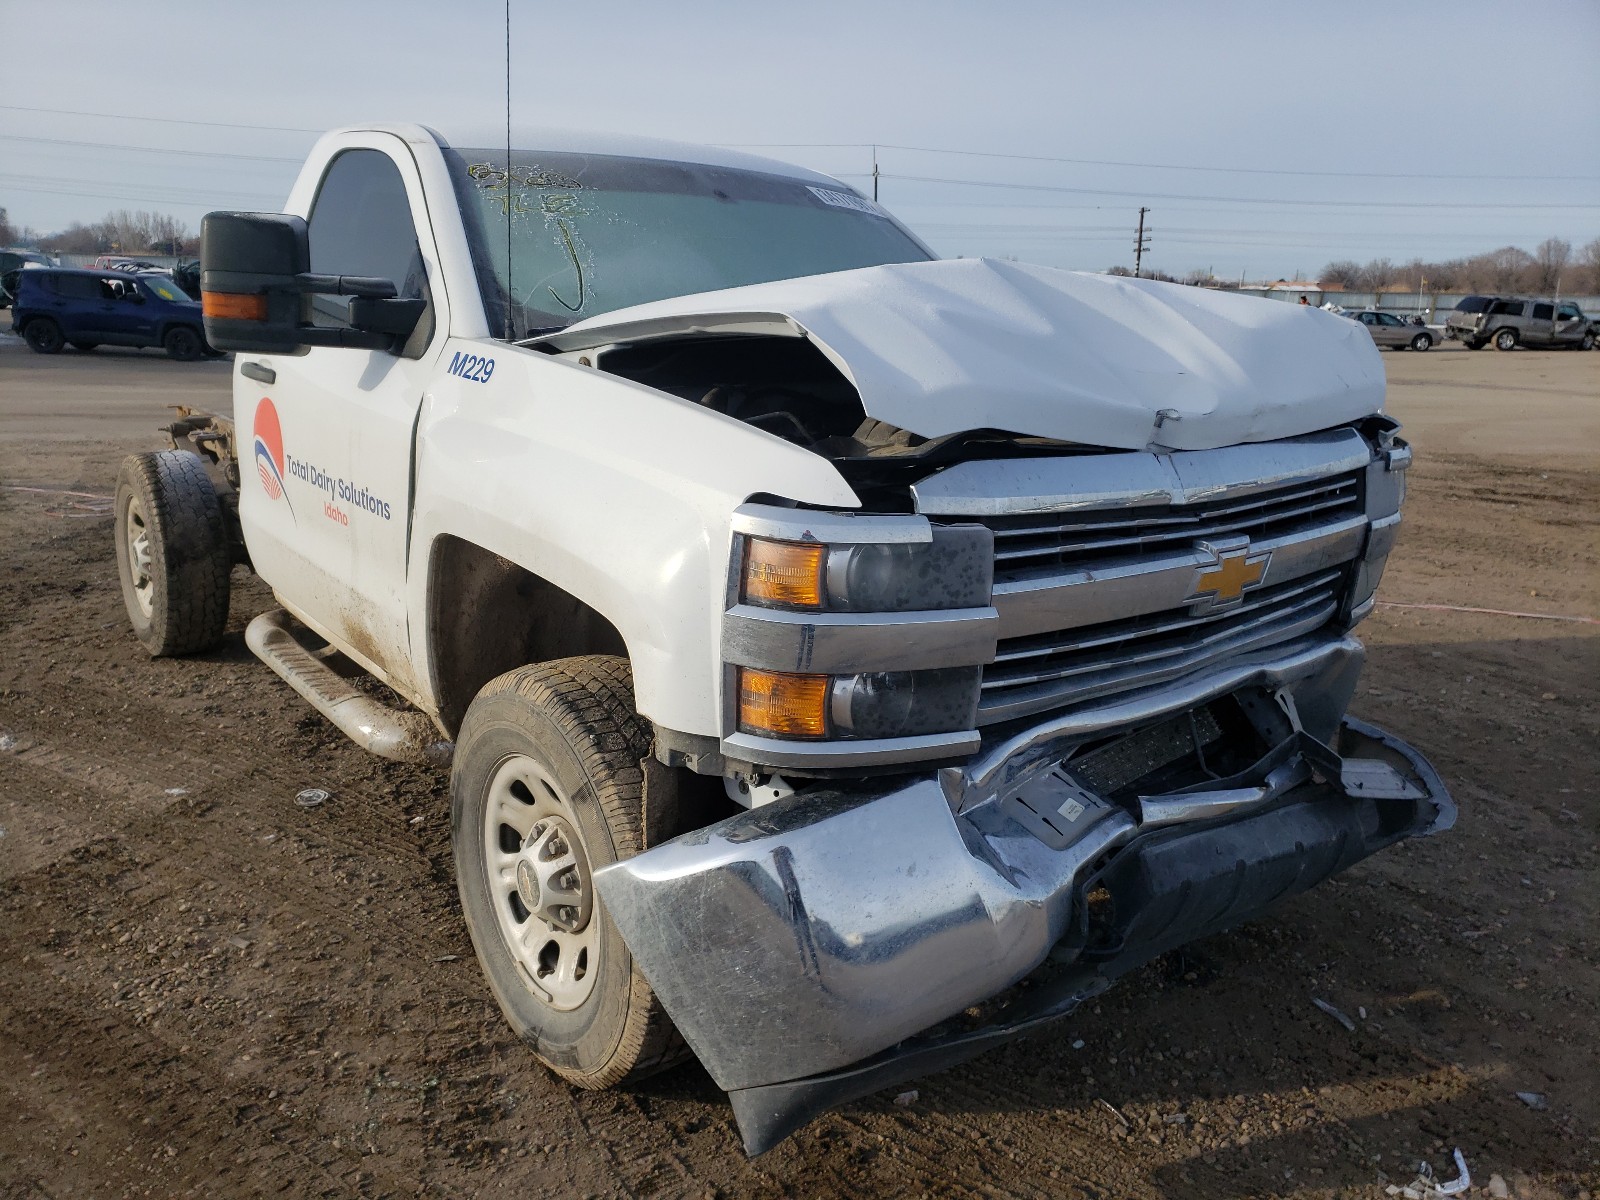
left=9, top=268, right=217, bottom=360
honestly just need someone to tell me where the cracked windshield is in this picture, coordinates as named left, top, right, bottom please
left=446, top=148, right=931, bottom=338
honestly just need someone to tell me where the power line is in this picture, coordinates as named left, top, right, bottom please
left=868, top=142, right=1600, bottom=185
left=0, top=133, right=303, bottom=164
left=718, top=140, right=1600, bottom=183
left=882, top=173, right=1600, bottom=211
left=0, top=103, right=321, bottom=134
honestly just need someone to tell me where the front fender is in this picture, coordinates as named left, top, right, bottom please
left=408, top=340, right=859, bottom=737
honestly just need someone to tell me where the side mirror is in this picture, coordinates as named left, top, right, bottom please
left=200, top=211, right=424, bottom=355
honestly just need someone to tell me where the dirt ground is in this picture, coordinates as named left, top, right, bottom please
left=1, top=336, right=1595, bottom=1200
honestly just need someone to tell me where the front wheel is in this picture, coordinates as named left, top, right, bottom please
left=163, top=325, right=203, bottom=361
left=23, top=318, right=64, bottom=354
left=1494, top=328, right=1518, bottom=352
left=1410, top=332, right=1433, bottom=352
left=1581, top=331, right=1596, bottom=352
left=451, top=657, right=685, bottom=1089
left=113, top=451, right=232, bottom=656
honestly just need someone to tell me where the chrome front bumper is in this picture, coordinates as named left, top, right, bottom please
left=594, top=636, right=1453, bottom=1154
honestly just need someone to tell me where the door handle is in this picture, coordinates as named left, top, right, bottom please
left=241, top=361, right=276, bottom=385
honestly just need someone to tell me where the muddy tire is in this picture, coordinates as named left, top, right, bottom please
left=163, top=325, right=204, bottom=362
left=23, top=318, right=64, bottom=354
left=113, top=451, right=231, bottom=656
left=451, top=656, right=685, bottom=1089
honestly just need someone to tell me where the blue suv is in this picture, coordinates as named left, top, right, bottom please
left=11, top=268, right=217, bottom=361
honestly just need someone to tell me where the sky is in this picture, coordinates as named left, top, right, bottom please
left=3, top=0, right=1598, bottom=281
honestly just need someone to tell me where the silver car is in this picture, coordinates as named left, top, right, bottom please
left=1352, top=309, right=1434, bottom=351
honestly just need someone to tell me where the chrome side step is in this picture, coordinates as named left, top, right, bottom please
left=245, top=609, right=453, bottom=766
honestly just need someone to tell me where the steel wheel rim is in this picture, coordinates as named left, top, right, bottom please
left=483, top=754, right=599, bottom=1011
left=124, top=496, right=154, bottom=617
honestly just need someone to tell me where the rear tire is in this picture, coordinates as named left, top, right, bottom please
left=1465, top=339, right=1486, bottom=350
left=1410, top=332, right=1432, bottom=352
left=163, top=325, right=203, bottom=361
left=113, top=451, right=232, bottom=656
left=451, top=657, right=686, bottom=1089
left=23, top=318, right=64, bottom=354
left=1493, top=328, right=1518, bottom=352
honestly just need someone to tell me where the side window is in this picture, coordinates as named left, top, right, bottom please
left=98, top=277, right=129, bottom=301
left=307, top=148, right=432, bottom=344
left=53, top=274, right=101, bottom=300
left=1531, top=303, right=1553, bottom=320
left=1557, top=304, right=1582, bottom=320
left=1378, top=314, right=1401, bottom=326
left=1491, top=300, right=1525, bottom=317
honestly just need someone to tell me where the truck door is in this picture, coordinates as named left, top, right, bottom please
left=235, top=142, right=447, bottom=695
left=1528, top=301, right=1555, bottom=345
left=1554, top=303, right=1586, bottom=345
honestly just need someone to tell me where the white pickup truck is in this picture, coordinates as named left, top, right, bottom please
left=113, top=123, right=1453, bottom=1155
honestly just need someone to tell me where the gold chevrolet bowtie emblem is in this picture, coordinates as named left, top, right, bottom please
left=1190, top=542, right=1271, bottom=609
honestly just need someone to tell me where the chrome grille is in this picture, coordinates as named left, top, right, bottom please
left=980, top=471, right=1363, bottom=583
left=978, top=569, right=1346, bottom=725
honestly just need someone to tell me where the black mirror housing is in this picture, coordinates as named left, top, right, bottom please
left=200, top=211, right=422, bottom=355
left=201, top=212, right=315, bottom=354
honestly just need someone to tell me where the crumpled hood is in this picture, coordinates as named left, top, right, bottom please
left=534, top=258, right=1386, bottom=451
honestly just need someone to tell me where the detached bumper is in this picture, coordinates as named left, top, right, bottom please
left=595, top=649, right=1453, bottom=1154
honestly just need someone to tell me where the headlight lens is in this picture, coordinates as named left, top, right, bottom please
left=737, top=665, right=982, bottom=741
left=742, top=526, right=992, bottom=614
left=742, top=539, right=825, bottom=610
left=738, top=668, right=830, bottom=737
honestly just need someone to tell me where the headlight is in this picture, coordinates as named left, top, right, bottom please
left=741, top=526, right=992, bottom=613
left=742, top=539, right=825, bottom=609
left=737, top=665, right=981, bottom=740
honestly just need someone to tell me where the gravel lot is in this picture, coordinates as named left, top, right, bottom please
left=1, top=335, right=1595, bottom=1199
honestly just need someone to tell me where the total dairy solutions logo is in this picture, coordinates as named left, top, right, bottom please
left=251, top=397, right=393, bottom=527
left=253, top=397, right=293, bottom=518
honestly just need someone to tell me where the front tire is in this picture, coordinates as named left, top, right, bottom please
left=452, top=657, right=685, bottom=1089
left=113, top=451, right=231, bottom=656
left=1581, top=331, right=1596, bottom=352
left=1410, top=332, right=1433, bottom=351
left=163, top=325, right=203, bottom=361
left=1494, top=328, right=1518, bottom=352
left=23, top=318, right=64, bottom=354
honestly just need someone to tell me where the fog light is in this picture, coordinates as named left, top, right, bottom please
left=738, top=668, right=830, bottom=738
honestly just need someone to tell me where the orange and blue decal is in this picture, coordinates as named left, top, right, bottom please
left=253, top=397, right=293, bottom=519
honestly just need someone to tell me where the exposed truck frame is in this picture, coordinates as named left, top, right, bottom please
left=113, top=123, right=1452, bottom=1155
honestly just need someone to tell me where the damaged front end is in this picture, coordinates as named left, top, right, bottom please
left=595, top=638, right=1453, bottom=1155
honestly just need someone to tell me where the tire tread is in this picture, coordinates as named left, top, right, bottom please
left=468, top=655, right=689, bottom=1087
left=115, top=451, right=231, bottom=656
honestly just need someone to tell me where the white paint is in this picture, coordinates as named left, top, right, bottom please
left=541, top=258, right=1388, bottom=452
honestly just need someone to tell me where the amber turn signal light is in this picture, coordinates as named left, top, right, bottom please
left=202, top=291, right=268, bottom=321
left=738, top=668, right=830, bottom=738
left=743, top=538, right=825, bottom=609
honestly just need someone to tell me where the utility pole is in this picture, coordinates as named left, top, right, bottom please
left=1133, top=207, right=1151, bottom=277
left=872, top=145, right=879, bottom=203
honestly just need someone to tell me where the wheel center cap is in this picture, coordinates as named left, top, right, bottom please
left=515, top=858, right=540, bottom=910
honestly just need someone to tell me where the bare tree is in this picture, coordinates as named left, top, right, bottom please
left=1532, top=237, right=1572, bottom=292
left=1580, top=237, right=1600, bottom=293
left=1320, top=260, right=1364, bottom=289
left=0, top=207, right=15, bottom=246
